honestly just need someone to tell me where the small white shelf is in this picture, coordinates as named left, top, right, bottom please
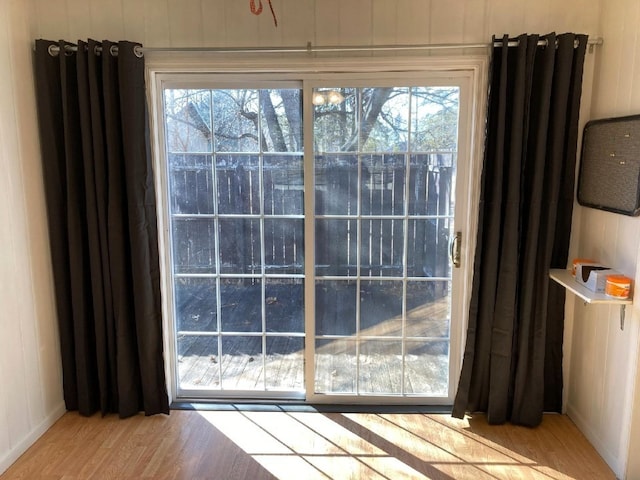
left=549, top=268, right=632, bottom=330
left=549, top=269, right=632, bottom=305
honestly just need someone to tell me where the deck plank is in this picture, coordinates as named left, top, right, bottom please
left=177, top=281, right=451, bottom=395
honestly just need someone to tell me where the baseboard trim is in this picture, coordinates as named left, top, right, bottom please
left=0, top=402, right=66, bottom=475
left=566, top=403, right=624, bottom=478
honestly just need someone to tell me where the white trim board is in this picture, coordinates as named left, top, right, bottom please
left=0, top=402, right=66, bottom=475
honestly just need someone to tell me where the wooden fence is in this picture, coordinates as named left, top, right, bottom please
left=169, top=153, right=453, bottom=280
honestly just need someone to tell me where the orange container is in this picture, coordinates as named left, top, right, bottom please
left=605, top=275, right=632, bottom=299
left=572, top=258, right=597, bottom=277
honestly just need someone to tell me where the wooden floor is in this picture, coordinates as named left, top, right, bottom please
left=1, top=409, right=615, bottom=479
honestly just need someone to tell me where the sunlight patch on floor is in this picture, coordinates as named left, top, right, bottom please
left=197, top=409, right=426, bottom=479
left=196, top=409, right=592, bottom=480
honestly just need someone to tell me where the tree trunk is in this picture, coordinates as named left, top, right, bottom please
left=341, top=88, right=393, bottom=151
left=260, top=93, right=288, bottom=151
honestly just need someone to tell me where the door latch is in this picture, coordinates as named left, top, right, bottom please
left=450, top=231, right=461, bottom=268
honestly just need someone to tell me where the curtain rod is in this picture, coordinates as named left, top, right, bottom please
left=46, top=37, right=604, bottom=57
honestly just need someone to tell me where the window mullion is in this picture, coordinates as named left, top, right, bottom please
left=209, top=89, right=224, bottom=390
left=258, top=90, right=268, bottom=392
left=355, top=88, right=363, bottom=396
left=303, top=80, right=317, bottom=398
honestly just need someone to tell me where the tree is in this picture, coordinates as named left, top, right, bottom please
left=164, top=86, right=459, bottom=155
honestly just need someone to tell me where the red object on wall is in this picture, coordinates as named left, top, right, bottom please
left=250, top=0, right=278, bottom=27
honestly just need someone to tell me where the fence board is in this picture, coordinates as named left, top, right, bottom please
left=169, top=154, right=453, bottom=280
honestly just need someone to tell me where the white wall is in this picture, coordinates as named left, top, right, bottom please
left=31, top=0, right=599, bottom=49
left=23, top=0, right=636, bottom=475
left=564, top=0, right=640, bottom=478
left=0, top=0, right=65, bottom=475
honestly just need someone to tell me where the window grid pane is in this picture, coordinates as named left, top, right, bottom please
left=165, top=87, right=304, bottom=396
left=312, top=85, right=458, bottom=396
left=163, top=81, right=461, bottom=401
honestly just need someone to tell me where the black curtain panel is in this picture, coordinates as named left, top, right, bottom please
left=33, top=39, right=169, bottom=418
left=452, top=33, right=588, bottom=427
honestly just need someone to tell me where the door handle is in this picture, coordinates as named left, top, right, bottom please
left=450, top=231, right=461, bottom=268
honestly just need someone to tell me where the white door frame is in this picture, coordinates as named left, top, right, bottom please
left=146, top=54, right=488, bottom=404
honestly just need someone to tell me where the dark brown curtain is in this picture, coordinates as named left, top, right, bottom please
left=452, top=33, right=588, bottom=427
left=33, top=39, right=169, bottom=418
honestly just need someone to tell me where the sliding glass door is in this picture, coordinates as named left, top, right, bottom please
left=163, top=86, right=306, bottom=397
left=311, top=84, right=458, bottom=399
left=156, top=72, right=474, bottom=403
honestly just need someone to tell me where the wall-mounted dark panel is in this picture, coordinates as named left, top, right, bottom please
left=578, top=114, right=640, bottom=216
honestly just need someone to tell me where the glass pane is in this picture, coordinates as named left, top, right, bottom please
left=171, top=217, right=216, bottom=274
left=165, top=81, right=463, bottom=399
left=264, top=155, right=304, bottom=215
left=361, top=87, right=409, bottom=152
left=410, top=86, right=459, bottom=152
left=311, top=83, right=460, bottom=400
left=168, top=154, right=214, bottom=215
left=164, top=89, right=212, bottom=153
left=315, top=280, right=357, bottom=336
left=216, top=154, right=260, bottom=215
left=260, top=89, right=303, bottom=152
left=315, top=339, right=356, bottom=393
left=174, top=277, right=217, bottom=333
left=315, top=154, right=358, bottom=215
left=177, top=335, right=219, bottom=388
left=266, top=279, right=304, bottom=333
left=406, top=281, right=450, bottom=338
left=361, top=154, right=406, bottom=215
left=264, top=219, right=304, bottom=275
left=360, top=281, right=403, bottom=333
left=406, top=219, right=451, bottom=278
left=266, top=337, right=304, bottom=390
left=166, top=85, right=306, bottom=397
left=313, top=87, right=357, bottom=153
left=404, top=340, right=449, bottom=395
left=315, top=219, right=357, bottom=277
left=221, top=336, right=263, bottom=390
left=220, top=278, right=262, bottom=332
left=360, top=219, right=404, bottom=277
left=213, top=89, right=259, bottom=152
left=408, top=155, right=455, bottom=216
left=218, top=218, right=261, bottom=274
left=359, top=340, right=403, bottom=394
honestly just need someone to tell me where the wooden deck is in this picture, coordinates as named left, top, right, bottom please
left=176, top=283, right=451, bottom=396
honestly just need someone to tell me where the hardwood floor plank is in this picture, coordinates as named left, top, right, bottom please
left=1, top=410, right=615, bottom=479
